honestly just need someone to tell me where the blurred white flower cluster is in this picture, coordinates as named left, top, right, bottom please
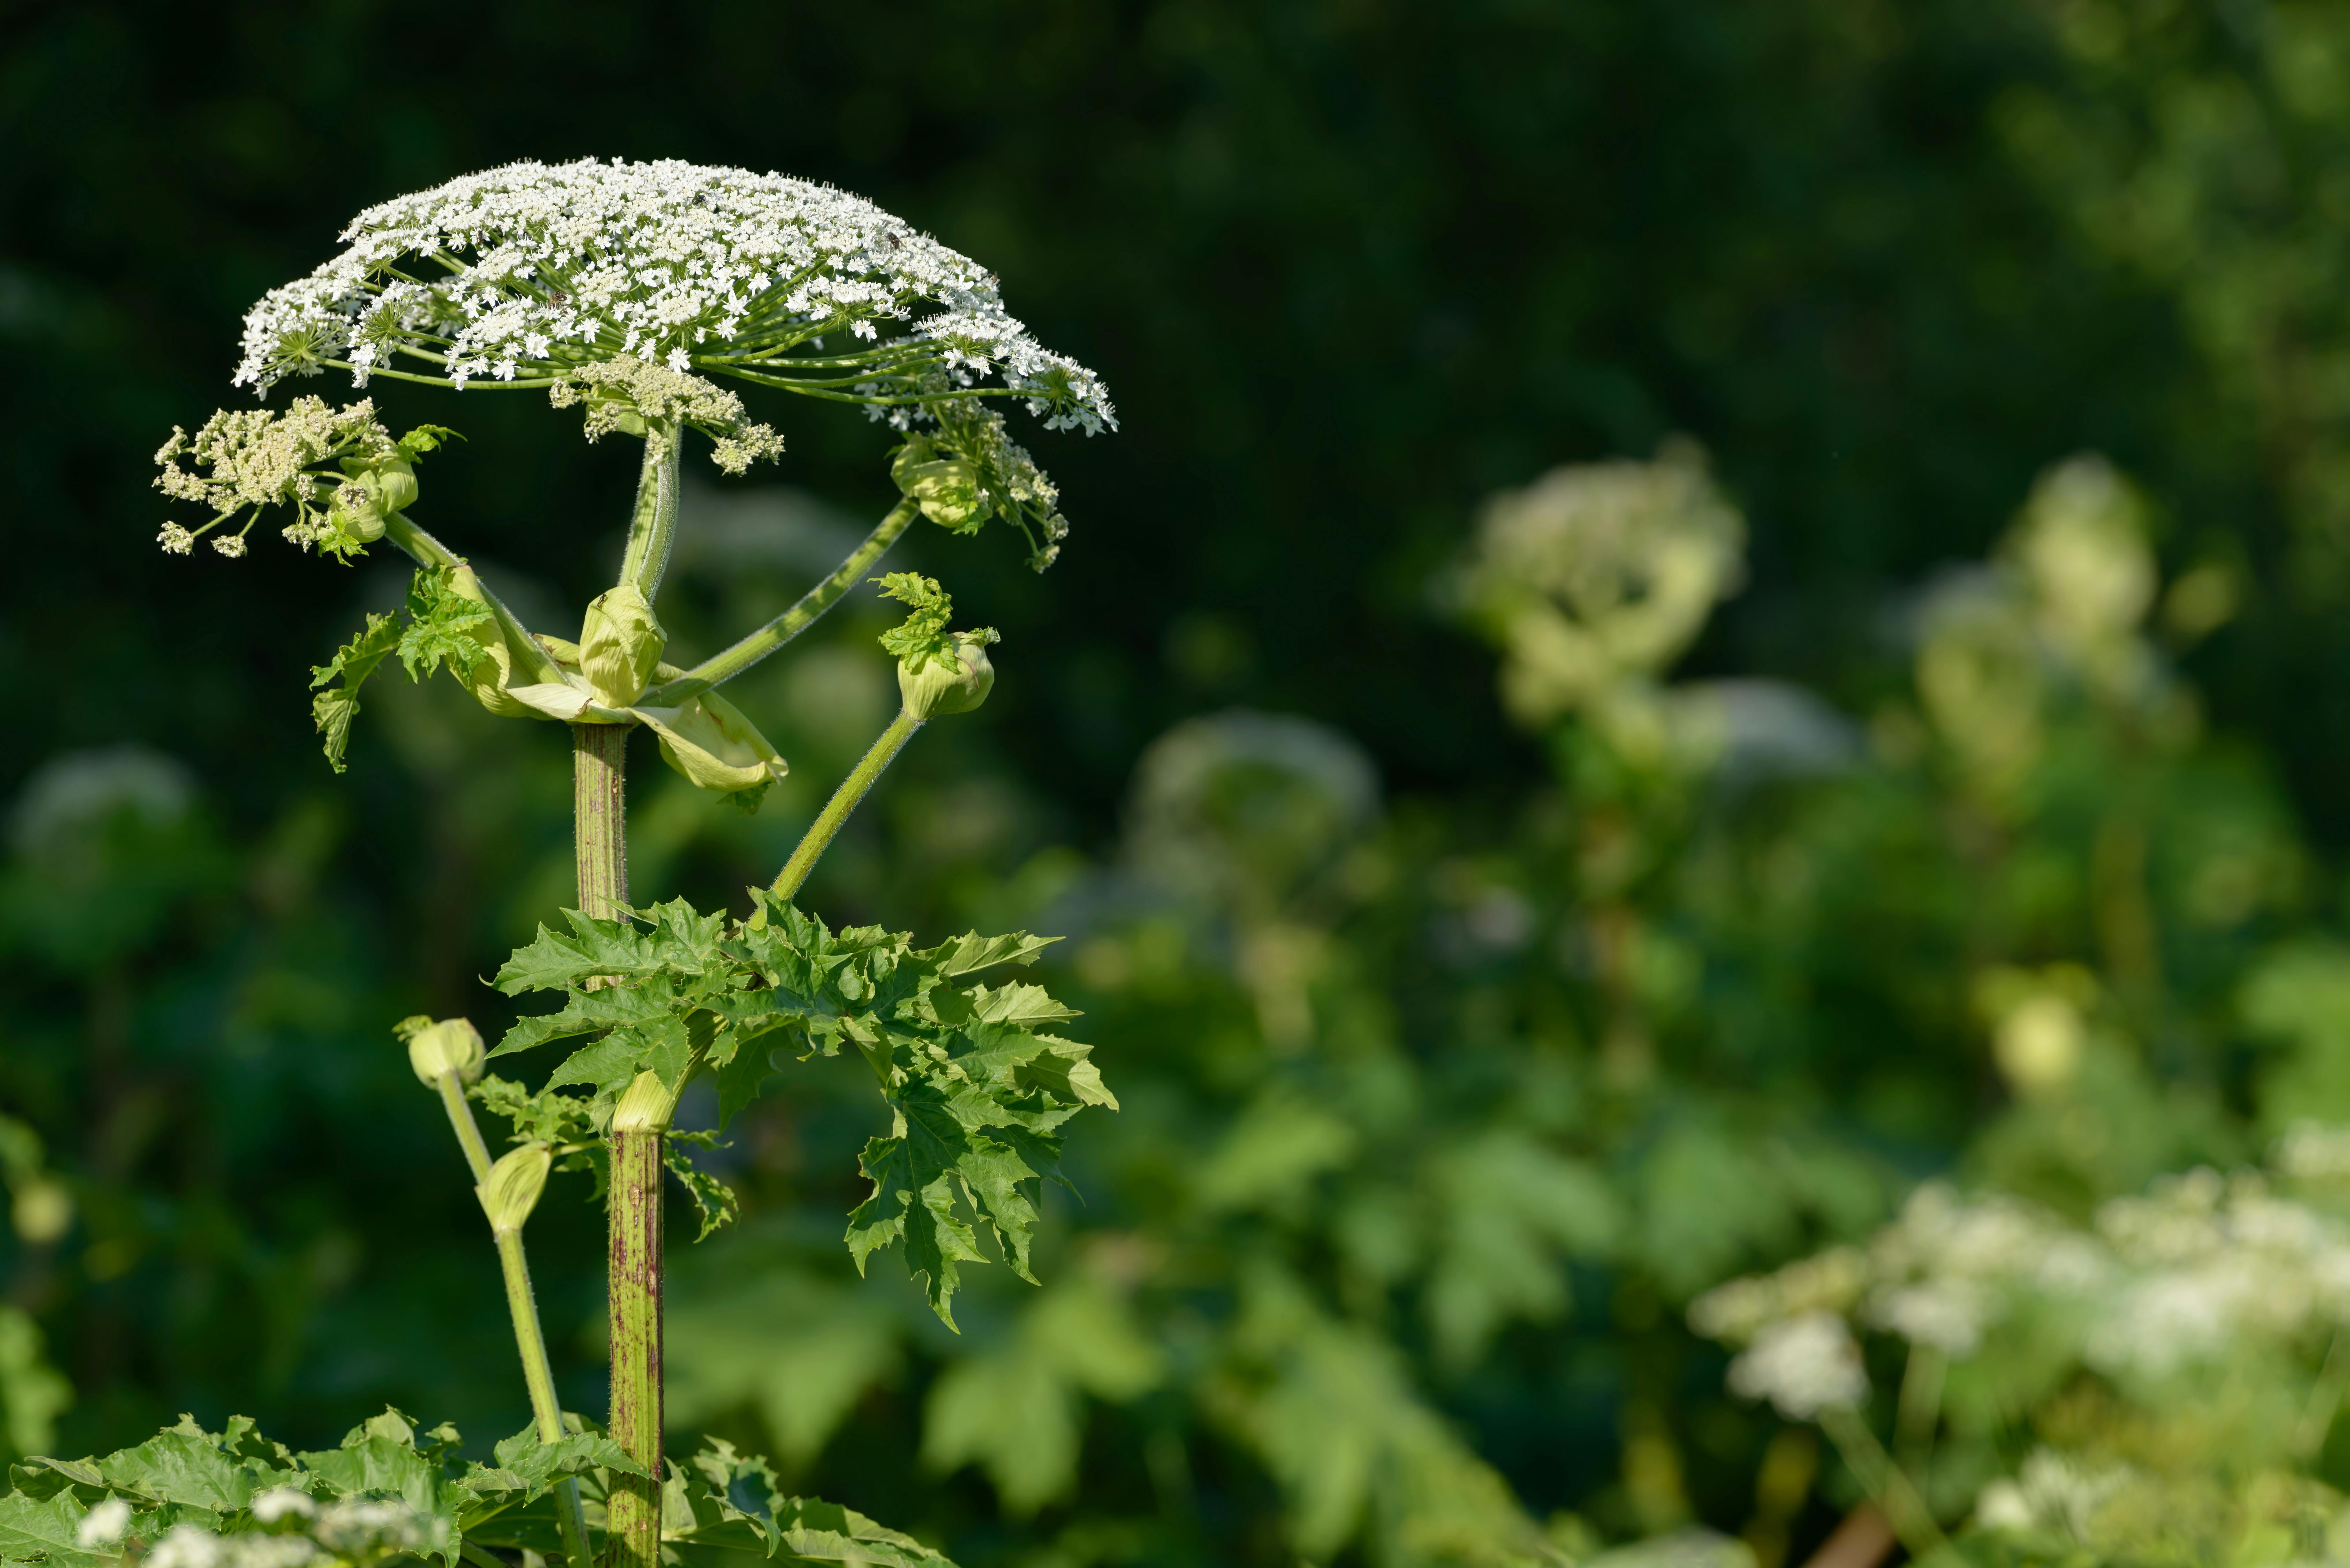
left=1696, top=1149, right=2350, bottom=1380
left=75, top=1490, right=444, bottom=1568
left=1457, top=439, right=1744, bottom=734
left=1692, top=1129, right=2350, bottom=1560
left=1454, top=441, right=1862, bottom=785
left=233, top=157, right=1115, bottom=434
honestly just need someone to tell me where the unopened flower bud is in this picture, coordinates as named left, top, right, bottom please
left=403, top=1016, right=485, bottom=1087
left=368, top=457, right=419, bottom=515
left=330, top=456, right=420, bottom=549
left=889, top=436, right=986, bottom=530
left=477, top=1143, right=552, bottom=1233
left=898, top=632, right=997, bottom=720
left=579, top=585, right=667, bottom=707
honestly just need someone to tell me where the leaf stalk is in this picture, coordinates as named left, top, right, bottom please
left=646, top=498, right=920, bottom=705
left=771, top=708, right=924, bottom=899
left=432, top=1071, right=593, bottom=1568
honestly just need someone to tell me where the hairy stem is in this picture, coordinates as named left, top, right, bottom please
left=771, top=709, right=924, bottom=899
left=643, top=498, right=918, bottom=705
left=605, top=1073, right=675, bottom=1568
left=575, top=716, right=659, bottom=1568
left=432, top=1074, right=592, bottom=1568
left=572, top=724, right=630, bottom=923
left=617, top=426, right=682, bottom=600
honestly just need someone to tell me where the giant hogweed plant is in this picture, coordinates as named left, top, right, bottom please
left=0, top=160, right=1118, bottom=1568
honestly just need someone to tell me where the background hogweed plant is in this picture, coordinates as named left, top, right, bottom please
left=10, top=158, right=1118, bottom=1568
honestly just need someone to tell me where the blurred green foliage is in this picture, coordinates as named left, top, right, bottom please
left=12, top=2, right=2350, bottom=1565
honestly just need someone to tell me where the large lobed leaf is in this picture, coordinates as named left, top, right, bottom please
left=0, top=1415, right=947, bottom=1568
left=485, top=891, right=1111, bottom=1324
left=663, top=1439, right=954, bottom=1568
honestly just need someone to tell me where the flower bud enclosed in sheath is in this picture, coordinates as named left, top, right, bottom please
left=898, top=633, right=997, bottom=721
left=477, top=1142, right=552, bottom=1233
left=405, top=1017, right=485, bottom=1086
left=890, top=435, right=986, bottom=531
left=328, top=456, right=420, bottom=549
left=579, top=585, right=667, bottom=708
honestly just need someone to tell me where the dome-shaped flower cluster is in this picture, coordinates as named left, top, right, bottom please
left=233, top=157, right=1116, bottom=435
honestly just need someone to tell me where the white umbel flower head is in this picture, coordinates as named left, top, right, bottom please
left=229, top=158, right=1111, bottom=569
left=233, top=158, right=1114, bottom=429
left=1726, top=1310, right=1870, bottom=1419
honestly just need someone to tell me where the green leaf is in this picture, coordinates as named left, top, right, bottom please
left=493, top=903, right=727, bottom=998
left=711, top=1037, right=780, bottom=1131
left=874, top=573, right=957, bottom=671
left=1017, top=1037, right=1119, bottom=1111
left=0, top=1492, right=89, bottom=1567
left=664, top=1137, right=740, bottom=1243
left=466, top=1424, right=644, bottom=1498
left=492, top=979, right=681, bottom=1059
left=970, top=982, right=1081, bottom=1028
left=295, top=1435, right=440, bottom=1517
left=926, top=931, right=1059, bottom=977
left=665, top=1439, right=956, bottom=1568
left=474, top=1078, right=597, bottom=1149
left=397, top=567, right=493, bottom=683
left=846, top=1074, right=1057, bottom=1327
left=396, top=424, right=464, bottom=458
left=845, top=1128, right=989, bottom=1330
left=546, top=1013, right=694, bottom=1101
left=485, top=893, right=1114, bottom=1328
left=93, top=1423, right=251, bottom=1512
left=308, top=611, right=403, bottom=773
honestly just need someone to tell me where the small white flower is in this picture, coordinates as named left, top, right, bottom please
left=158, top=522, right=195, bottom=555
left=1726, top=1310, right=1869, bottom=1419
left=1975, top=1480, right=2034, bottom=1533
left=249, top=1488, right=315, bottom=1525
left=1865, top=1278, right=1993, bottom=1357
left=76, top=1498, right=133, bottom=1549
left=147, top=1524, right=224, bottom=1568
left=210, top=533, right=247, bottom=559
left=1975, top=1449, right=2132, bottom=1541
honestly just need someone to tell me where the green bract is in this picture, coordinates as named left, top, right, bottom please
left=476, top=1144, right=551, bottom=1234
left=898, top=635, right=996, bottom=720
left=578, top=587, right=665, bottom=709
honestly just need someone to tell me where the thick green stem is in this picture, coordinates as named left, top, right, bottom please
left=605, top=1073, right=674, bottom=1568
left=572, top=724, right=630, bottom=922
left=643, top=498, right=918, bottom=705
left=617, top=427, right=682, bottom=600
left=576, top=713, right=659, bottom=1568
left=771, top=709, right=924, bottom=899
left=433, top=1074, right=592, bottom=1568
